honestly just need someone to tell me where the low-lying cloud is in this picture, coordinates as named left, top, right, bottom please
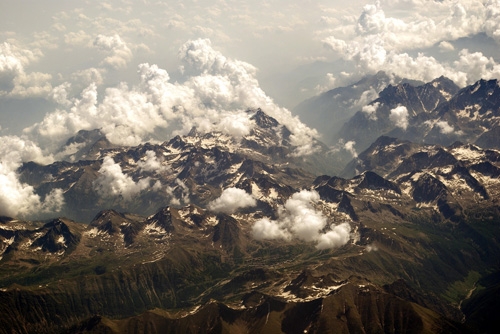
left=361, top=102, right=380, bottom=120
left=389, top=105, right=409, bottom=130
left=0, top=136, right=63, bottom=218
left=0, top=42, right=52, bottom=98
left=208, top=187, right=257, bottom=214
left=424, top=119, right=458, bottom=135
left=93, top=155, right=161, bottom=202
left=93, top=34, right=133, bottom=70
left=251, top=190, right=352, bottom=249
left=166, top=178, right=190, bottom=207
left=138, top=150, right=170, bottom=173
left=343, top=140, right=358, bottom=159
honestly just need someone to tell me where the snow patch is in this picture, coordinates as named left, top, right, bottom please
left=205, top=215, right=219, bottom=226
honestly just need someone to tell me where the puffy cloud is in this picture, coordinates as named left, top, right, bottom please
left=484, top=0, right=500, bottom=43
left=24, top=83, right=99, bottom=150
left=0, top=164, right=64, bottom=218
left=216, top=112, right=255, bottom=138
left=208, top=187, right=257, bottom=214
left=361, top=102, right=380, bottom=120
left=138, top=150, right=170, bottom=173
left=0, top=135, right=53, bottom=170
left=25, top=39, right=319, bottom=156
left=0, top=42, right=38, bottom=76
left=251, top=190, right=352, bottom=249
left=328, top=138, right=358, bottom=159
left=343, top=140, right=358, bottom=159
left=93, top=156, right=155, bottom=201
left=71, top=67, right=104, bottom=88
left=0, top=136, right=63, bottom=218
left=435, top=120, right=455, bottom=134
left=93, top=34, right=133, bottom=70
left=252, top=218, right=291, bottom=241
left=178, top=39, right=319, bottom=151
left=9, top=71, right=52, bottom=98
left=322, top=0, right=500, bottom=87
left=0, top=42, right=51, bottom=98
left=357, top=2, right=387, bottom=35
left=315, top=223, right=352, bottom=250
left=170, top=178, right=190, bottom=206
left=50, top=82, right=73, bottom=107
left=389, top=105, right=409, bottom=130
left=454, top=49, right=500, bottom=83
left=425, top=120, right=456, bottom=134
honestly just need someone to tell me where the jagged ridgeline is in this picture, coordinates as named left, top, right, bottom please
left=1, top=79, right=500, bottom=333
left=17, top=109, right=339, bottom=222
left=334, top=77, right=500, bottom=153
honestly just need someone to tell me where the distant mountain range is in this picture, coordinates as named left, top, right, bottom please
left=297, top=73, right=500, bottom=156
left=1, top=77, right=500, bottom=333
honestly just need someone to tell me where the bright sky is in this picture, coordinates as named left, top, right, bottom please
left=0, top=0, right=500, bottom=218
left=1, top=0, right=499, bottom=134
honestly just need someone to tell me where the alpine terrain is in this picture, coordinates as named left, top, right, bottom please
left=1, top=78, right=500, bottom=334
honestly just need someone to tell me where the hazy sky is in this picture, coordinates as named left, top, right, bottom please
left=0, top=0, right=500, bottom=217
left=1, top=0, right=499, bottom=134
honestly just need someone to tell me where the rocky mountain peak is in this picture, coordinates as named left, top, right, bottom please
left=89, top=210, right=126, bottom=235
left=447, top=78, right=500, bottom=116
left=31, top=219, right=80, bottom=253
left=58, top=129, right=114, bottom=162
left=410, top=173, right=448, bottom=203
left=146, top=207, right=175, bottom=233
left=250, top=108, right=280, bottom=129
left=356, top=171, right=401, bottom=194
left=429, top=76, right=459, bottom=96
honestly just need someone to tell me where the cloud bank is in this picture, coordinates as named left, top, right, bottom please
left=322, top=0, right=500, bottom=87
left=23, top=38, right=318, bottom=154
left=252, top=190, right=352, bottom=249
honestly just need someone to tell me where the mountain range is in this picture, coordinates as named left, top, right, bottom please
left=297, top=73, right=500, bottom=160
left=1, top=76, right=500, bottom=333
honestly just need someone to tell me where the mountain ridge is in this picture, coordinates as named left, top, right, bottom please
left=1, top=78, right=500, bottom=333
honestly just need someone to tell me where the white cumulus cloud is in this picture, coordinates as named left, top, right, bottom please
left=322, top=0, right=500, bottom=87
left=0, top=136, right=63, bottom=218
left=208, top=187, right=257, bottom=214
left=93, top=156, right=157, bottom=201
left=93, top=34, right=133, bottom=70
left=362, top=102, right=380, bottom=120
left=0, top=42, right=52, bottom=98
left=435, top=120, right=455, bottom=134
left=251, top=190, right=352, bottom=249
left=425, top=119, right=456, bottom=134
left=389, top=105, right=409, bottom=130
left=138, top=150, right=170, bottom=173
left=343, top=140, right=358, bottom=159
left=24, top=38, right=319, bottom=157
